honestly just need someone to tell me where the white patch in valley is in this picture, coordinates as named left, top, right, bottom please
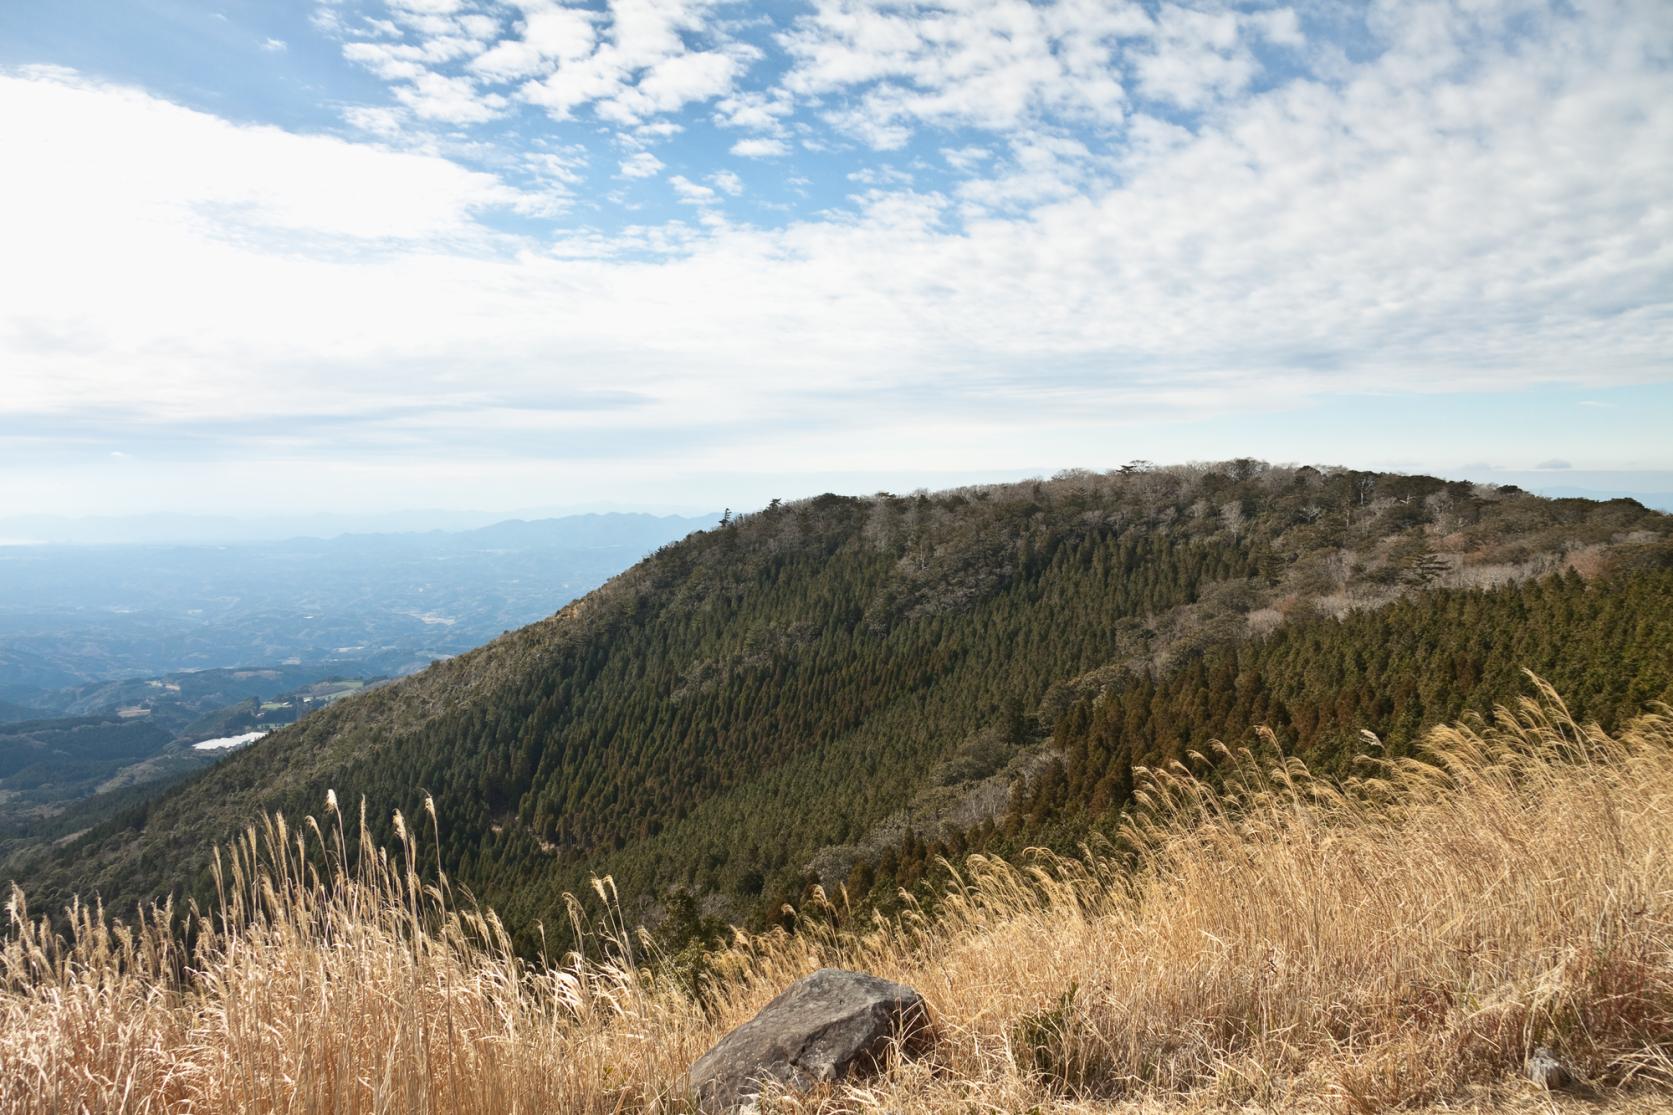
left=192, top=730, right=268, bottom=752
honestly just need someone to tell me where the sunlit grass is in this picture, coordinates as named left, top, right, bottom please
left=5, top=677, right=1672, bottom=1112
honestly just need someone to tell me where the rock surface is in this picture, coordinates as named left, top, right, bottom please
left=1525, top=1046, right=1575, bottom=1090
left=688, top=968, right=932, bottom=1112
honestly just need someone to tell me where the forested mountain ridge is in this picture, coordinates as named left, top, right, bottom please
left=8, top=462, right=1671, bottom=942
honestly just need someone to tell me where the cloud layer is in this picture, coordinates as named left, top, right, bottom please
left=2, top=0, right=1671, bottom=512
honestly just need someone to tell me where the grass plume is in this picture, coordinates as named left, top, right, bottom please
left=4, top=677, right=1672, bottom=1112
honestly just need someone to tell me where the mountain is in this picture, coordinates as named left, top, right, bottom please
left=7, top=463, right=1671, bottom=942
left=0, top=511, right=718, bottom=702
left=0, top=698, right=39, bottom=724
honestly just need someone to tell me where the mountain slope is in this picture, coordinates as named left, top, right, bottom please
left=9, top=463, right=1671, bottom=938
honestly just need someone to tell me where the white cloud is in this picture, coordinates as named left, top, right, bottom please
left=394, top=71, right=507, bottom=123
left=730, top=136, right=787, bottom=157
left=342, top=104, right=409, bottom=137
left=519, top=53, right=622, bottom=118
left=713, top=88, right=793, bottom=131
left=390, top=0, right=464, bottom=15
left=470, top=6, right=596, bottom=80
left=956, top=133, right=1100, bottom=212
left=774, top=0, right=1318, bottom=147
left=597, top=48, right=747, bottom=124
left=340, top=26, right=499, bottom=138
left=669, top=174, right=716, bottom=204
left=343, top=40, right=427, bottom=81
left=515, top=146, right=589, bottom=215
left=261, top=38, right=288, bottom=53
left=523, top=6, right=596, bottom=59
left=632, top=120, right=683, bottom=142
left=848, top=165, right=912, bottom=187
left=1, top=70, right=519, bottom=245
left=709, top=170, right=743, bottom=195
left=1131, top=5, right=1262, bottom=111
left=618, top=150, right=664, bottom=178
left=941, top=145, right=992, bottom=172
left=457, top=13, right=501, bottom=41
left=453, top=0, right=751, bottom=124
left=780, top=0, right=1140, bottom=144
left=468, top=40, right=545, bottom=81
left=1249, top=8, right=1303, bottom=48
left=0, top=68, right=528, bottom=423
left=4, top=0, right=1672, bottom=511
left=525, top=148, right=586, bottom=185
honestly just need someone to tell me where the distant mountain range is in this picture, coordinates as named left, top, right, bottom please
left=8, top=463, right=1668, bottom=947
left=0, top=511, right=718, bottom=700
left=1432, top=469, right=1673, bottom=512
left=1521, top=485, right=1673, bottom=510
left=0, top=507, right=720, bottom=546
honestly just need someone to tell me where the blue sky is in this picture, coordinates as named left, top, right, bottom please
left=1, top=0, right=1670, bottom=515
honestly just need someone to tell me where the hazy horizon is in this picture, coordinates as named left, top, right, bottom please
left=0, top=463, right=1669, bottom=547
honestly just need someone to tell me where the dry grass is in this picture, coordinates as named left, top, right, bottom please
left=4, top=677, right=1672, bottom=1114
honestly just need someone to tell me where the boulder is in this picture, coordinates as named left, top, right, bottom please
left=688, top=968, right=932, bottom=1112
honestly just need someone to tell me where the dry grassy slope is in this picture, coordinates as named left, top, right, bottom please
left=4, top=686, right=1670, bottom=1113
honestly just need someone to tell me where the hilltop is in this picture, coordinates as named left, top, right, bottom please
left=6, top=461, right=1671, bottom=941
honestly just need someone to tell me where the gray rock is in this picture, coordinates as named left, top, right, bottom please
left=688, top=968, right=933, bottom=1112
left=1526, top=1046, right=1574, bottom=1090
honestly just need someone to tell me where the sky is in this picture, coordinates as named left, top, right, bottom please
left=1, top=0, right=1670, bottom=518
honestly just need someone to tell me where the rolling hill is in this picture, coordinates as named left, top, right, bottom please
left=7, top=462, right=1671, bottom=943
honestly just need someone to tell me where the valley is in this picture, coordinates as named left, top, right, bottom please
left=0, top=511, right=717, bottom=700
left=0, top=512, right=716, bottom=843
